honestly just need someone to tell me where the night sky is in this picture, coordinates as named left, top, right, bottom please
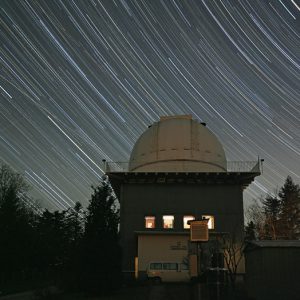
left=0, top=1, right=299, bottom=211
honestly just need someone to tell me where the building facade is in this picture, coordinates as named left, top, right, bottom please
left=107, top=115, right=261, bottom=279
left=245, top=240, right=300, bottom=300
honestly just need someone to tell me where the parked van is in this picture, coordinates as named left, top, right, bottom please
left=146, top=262, right=190, bottom=282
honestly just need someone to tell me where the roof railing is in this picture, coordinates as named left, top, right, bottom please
left=103, top=160, right=262, bottom=173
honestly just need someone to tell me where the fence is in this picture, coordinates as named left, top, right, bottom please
left=103, top=160, right=261, bottom=173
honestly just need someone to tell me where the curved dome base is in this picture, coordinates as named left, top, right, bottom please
left=130, top=160, right=227, bottom=172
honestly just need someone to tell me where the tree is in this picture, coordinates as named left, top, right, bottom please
left=245, top=221, right=256, bottom=241
left=221, top=227, right=245, bottom=286
left=35, top=209, right=69, bottom=274
left=278, top=176, right=300, bottom=239
left=64, top=202, right=84, bottom=247
left=245, top=199, right=266, bottom=239
left=34, top=202, right=86, bottom=290
left=0, top=163, right=37, bottom=286
left=246, top=176, right=300, bottom=240
left=80, top=176, right=121, bottom=294
left=208, top=230, right=245, bottom=287
left=62, top=202, right=85, bottom=290
left=0, top=164, right=123, bottom=294
left=0, top=164, right=29, bottom=204
left=261, top=194, right=281, bottom=239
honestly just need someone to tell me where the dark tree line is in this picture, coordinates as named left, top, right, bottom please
left=245, top=176, right=300, bottom=240
left=0, top=163, right=121, bottom=296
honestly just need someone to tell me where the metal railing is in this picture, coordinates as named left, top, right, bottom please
left=103, top=160, right=261, bottom=173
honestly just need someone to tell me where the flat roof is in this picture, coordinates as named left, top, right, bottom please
left=245, top=240, right=300, bottom=250
left=244, top=240, right=300, bottom=252
left=135, top=231, right=229, bottom=237
left=108, top=171, right=260, bottom=198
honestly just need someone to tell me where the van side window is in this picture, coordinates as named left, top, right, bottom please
left=150, top=263, right=162, bottom=270
left=163, top=263, right=178, bottom=270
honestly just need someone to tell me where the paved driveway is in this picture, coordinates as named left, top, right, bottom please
left=147, top=283, right=192, bottom=300
left=0, top=291, right=33, bottom=300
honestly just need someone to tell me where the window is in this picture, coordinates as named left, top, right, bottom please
left=150, top=263, right=162, bottom=270
left=145, top=216, right=155, bottom=228
left=183, top=215, right=195, bottom=229
left=163, top=215, right=174, bottom=229
left=202, top=215, right=215, bottom=229
left=163, top=263, right=178, bottom=270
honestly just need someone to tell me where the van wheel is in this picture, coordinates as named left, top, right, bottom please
left=153, top=277, right=161, bottom=284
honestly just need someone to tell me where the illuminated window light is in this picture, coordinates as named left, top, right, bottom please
left=163, top=215, right=174, bottom=229
left=183, top=215, right=195, bottom=229
left=145, top=216, right=155, bottom=228
left=202, top=215, right=215, bottom=229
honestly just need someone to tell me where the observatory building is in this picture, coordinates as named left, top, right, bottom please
left=107, top=115, right=261, bottom=279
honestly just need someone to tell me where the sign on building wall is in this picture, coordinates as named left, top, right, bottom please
left=170, top=241, right=187, bottom=250
left=190, top=220, right=209, bottom=242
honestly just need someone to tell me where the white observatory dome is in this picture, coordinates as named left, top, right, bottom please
left=129, top=115, right=227, bottom=172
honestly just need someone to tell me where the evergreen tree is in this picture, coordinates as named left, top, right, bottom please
left=62, top=202, right=84, bottom=290
left=34, top=202, right=85, bottom=289
left=247, top=176, right=300, bottom=240
left=278, top=176, right=300, bottom=239
left=262, top=194, right=281, bottom=239
left=0, top=164, right=37, bottom=287
left=80, top=176, right=121, bottom=295
left=245, top=221, right=256, bottom=241
left=65, top=202, right=84, bottom=247
left=35, top=209, right=70, bottom=282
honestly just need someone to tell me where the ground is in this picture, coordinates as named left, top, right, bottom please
left=0, top=282, right=250, bottom=300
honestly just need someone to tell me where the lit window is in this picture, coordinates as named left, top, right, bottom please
left=163, top=215, right=174, bottom=229
left=145, top=216, right=155, bottom=228
left=183, top=215, right=195, bottom=229
left=202, top=215, right=215, bottom=229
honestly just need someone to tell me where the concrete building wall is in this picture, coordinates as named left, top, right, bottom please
left=137, top=234, right=189, bottom=271
left=120, top=182, right=244, bottom=272
left=245, top=246, right=300, bottom=300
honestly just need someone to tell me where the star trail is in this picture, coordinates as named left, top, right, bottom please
left=0, top=1, right=299, bottom=211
